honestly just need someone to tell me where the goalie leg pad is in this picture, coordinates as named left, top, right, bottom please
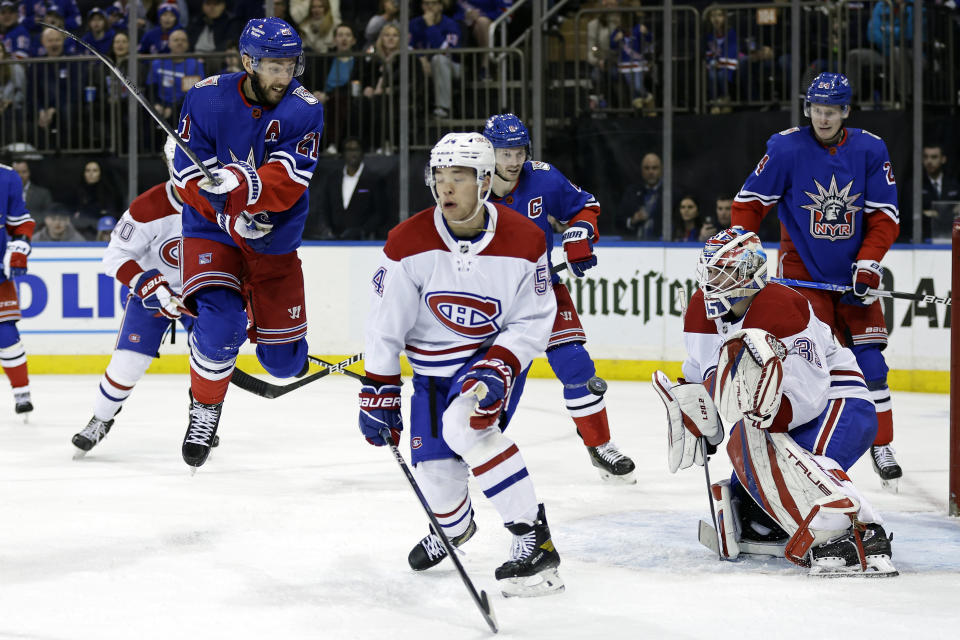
left=727, top=422, right=859, bottom=566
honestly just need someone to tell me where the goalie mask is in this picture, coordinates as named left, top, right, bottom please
left=425, top=132, right=496, bottom=208
left=697, top=227, right=768, bottom=318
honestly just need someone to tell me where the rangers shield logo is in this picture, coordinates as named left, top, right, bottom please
left=801, top=175, right=862, bottom=241
left=426, top=292, right=502, bottom=339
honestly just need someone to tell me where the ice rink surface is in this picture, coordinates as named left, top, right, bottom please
left=1, top=374, right=958, bottom=639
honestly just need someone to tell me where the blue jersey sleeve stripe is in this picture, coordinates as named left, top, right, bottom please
left=735, top=190, right=780, bottom=205
left=864, top=200, right=899, bottom=221
left=267, top=151, right=313, bottom=187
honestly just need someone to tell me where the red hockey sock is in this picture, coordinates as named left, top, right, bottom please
left=873, top=409, right=893, bottom=446
left=3, top=362, right=29, bottom=389
left=190, top=367, right=231, bottom=405
left=574, top=409, right=611, bottom=448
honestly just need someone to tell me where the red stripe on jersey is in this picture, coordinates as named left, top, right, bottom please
left=471, top=444, right=519, bottom=476
left=569, top=206, right=601, bottom=241
left=364, top=372, right=401, bottom=386
left=830, top=369, right=864, bottom=379
left=115, top=260, right=143, bottom=288
left=814, top=399, right=844, bottom=454
left=482, top=345, right=521, bottom=378
left=129, top=181, right=181, bottom=223
left=405, top=341, right=484, bottom=356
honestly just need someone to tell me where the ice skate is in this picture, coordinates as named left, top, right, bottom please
left=587, top=440, right=636, bottom=484
left=13, top=388, right=32, bottom=423
left=408, top=518, right=477, bottom=571
left=72, top=415, right=115, bottom=458
left=495, top=504, right=564, bottom=597
left=809, top=523, right=898, bottom=578
left=870, top=444, right=902, bottom=493
left=182, top=392, right=223, bottom=469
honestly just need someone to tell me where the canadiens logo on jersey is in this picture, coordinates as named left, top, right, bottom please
left=426, top=292, right=502, bottom=339
left=801, top=174, right=862, bottom=241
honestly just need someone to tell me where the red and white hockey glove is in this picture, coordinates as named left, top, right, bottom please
left=133, top=269, right=191, bottom=319
left=460, top=358, right=513, bottom=430
left=358, top=382, right=403, bottom=446
left=841, top=259, right=883, bottom=306
left=561, top=221, right=597, bottom=277
left=8, top=235, right=31, bottom=277
left=652, top=371, right=723, bottom=473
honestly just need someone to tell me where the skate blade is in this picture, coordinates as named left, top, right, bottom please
left=499, top=568, right=565, bottom=598
left=72, top=448, right=89, bottom=461
left=597, top=469, right=637, bottom=485
left=809, top=556, right=899, bottom=578
left=879, top=477, right=900, bottom=494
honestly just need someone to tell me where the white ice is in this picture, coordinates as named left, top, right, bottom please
left=1, top=375, right=959, bottom=640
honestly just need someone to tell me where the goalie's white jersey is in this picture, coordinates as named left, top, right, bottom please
left=681, top=282, right=872, bottom=431
left=101, top=181, right=184, bottom=292
left=365, top=202, right=556, bottom=379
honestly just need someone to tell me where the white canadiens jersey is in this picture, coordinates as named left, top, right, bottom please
left=682, top=283, right=872, bottom=430
left=102, top=181, right=184, bottom=292
left=365, top=202, right=556, bottom=379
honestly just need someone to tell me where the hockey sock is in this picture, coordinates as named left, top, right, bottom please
left=412, top=458, right=474, bottom=538
left=547, top=342, right=608, bottom=445
left=462, top=429, right=538, bottom=526
left=874, top=409, right=893, bottom=446
left=94, top=351, right=153, bottom=420
left=189, top=334, right=236, bottom=405
left=573, top=409, right=611, bottom=448
left=0, top=340, right=29, bottom=389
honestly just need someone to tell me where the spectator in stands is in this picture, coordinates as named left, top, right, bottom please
left=187, top=0, right=241, bottom=54
left=0, top=41, right=25, bottom=136
left=219, top=40, right=242, bottom=73
left=363, top=22, right=401, bottom=153
left=147, top=28, right=204, bottom=121
left=313, top=23, right=360, bottom=154
left=96, top=215, right=116, bottom=241
left=12, top=160, right=53, bottom=217
left=1, top=1, right=32, bottom=59
left=364, top=0, right=399, bottom=48
left=457, top=1, right=508, bottom=79
left=81, top=7, right=116, bottom=55
left=698, top=194, right=732, bottom=242
left=671, top=195, right=702, bottom=242
left=104, top=5, right=127, bottom=32
left=72, top=160, right=121, bottom=235
left=618, top=152, right=664, bottom=239
left=611, top=6, right=655, bottom=113
left=586, top=0, right=621, bottom=110
left=291, top=0, right=340, bottom=27
left=269, top=0, right=294, bottom=24
left=139, top=2, right=181, bottom=54
left=21, top=1, right=82, bottom=33
left=410, top=0, right=462, bottom=119
left=847, top=0, right=922, bottom=105
left=27, top=4, right=78, bottom=56
left=32, top=28, right=84, bottom=142
left=299, top=0, right=336, bottom=53
left=305, top=136, right=386, bottom=240
left=704, top=6, right=739, bottom=113
left=900, top=143, right=960, bottom=242
left=33, top=203, right=86, bottom=242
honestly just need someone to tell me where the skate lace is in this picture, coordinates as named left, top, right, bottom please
left=79, top=417, right=109, bottom=441
left=185, top=403, right=219, bottom=446
left=421, top=534, right=446, bottom=561
left=873, top=445, right=897, bottom=468
left=509, top=530, right=536, bottom=562
left=13, top=391, right=30, bottom=405
left=595, top=441, right=627, bottom=464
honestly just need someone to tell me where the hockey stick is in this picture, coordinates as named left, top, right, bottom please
left=39, top=22, right=219, bottom=185
left=770, top=277, right=952, bottom=306
left=307, top=355, right=366, bottom=382
left=229, top=352, right=364, bottom=399
left=380, top=427, right=499, bottom=634
left=700, top=438, right=723, bottom=561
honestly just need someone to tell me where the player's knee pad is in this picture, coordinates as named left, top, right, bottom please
left=412, top=458, right=470, bottom=508
left=849, top=344, right=888, bottom=387
left=547, top=342, right=599, bottom=395
left=255, top=339, right=308, bottom=379
left=191, top=288, right=248, bottom=361
left=0, top=320, right=21, bottom=349
left=105, top=350, right=154, bottom=387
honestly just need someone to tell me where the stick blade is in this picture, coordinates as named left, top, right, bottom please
left=479, top=590, right=498, bottom=634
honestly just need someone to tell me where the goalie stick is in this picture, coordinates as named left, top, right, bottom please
left=229, top=353, right=364, bottom=399
left=770, top=277, right=952, bottom=306
left=380, top=427, right=499, bottom=634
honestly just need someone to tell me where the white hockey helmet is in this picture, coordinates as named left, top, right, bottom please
left=425, top=132, right=496, bottom=205
left=697, top=226, right=768, bottom=318
left=163, top=134, right=178, bottom=181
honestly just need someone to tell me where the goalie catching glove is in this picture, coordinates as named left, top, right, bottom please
left=715, top=328, right=787, bottom=429
left=133, top=269, right=190, bottom=319
left=652, top=371, right=723, bottom=473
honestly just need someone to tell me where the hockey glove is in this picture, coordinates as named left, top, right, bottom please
left=8, top=235, right=30, bottom=277
left=840, top=259, right=883, bottom=306
left=133, top=269, right=191, bottom=319
left=561, top=222, right=597, bottom=278
left=715, top=329, right=787, bottom=430
left=198, top=161, right=261, bottom=219
left=652, top=371, right=723, bottom=473
left=459, top=358, right=513, bottom=430
left=358, top=383, right=402, bottom=446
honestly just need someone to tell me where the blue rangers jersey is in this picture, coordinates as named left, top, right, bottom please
left=171, top=71, right=324, bottom=255
left=732, top=126, right=899, bottom=284
left=489, top=160, right=600, bottom=282
left=0, top=164, right=34, bottom=278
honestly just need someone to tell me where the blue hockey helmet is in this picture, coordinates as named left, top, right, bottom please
left=482, top=113, right=531, bottom=150
left=804, top=72, right=851, bottom=117
left=239, top=17, right=304, bottom=77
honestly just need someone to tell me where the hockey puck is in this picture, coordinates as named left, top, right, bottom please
left=586, top=376, right=607, bottom=396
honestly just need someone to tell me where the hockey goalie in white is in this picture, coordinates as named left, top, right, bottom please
left=653, top=227, right=897, bottom=577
